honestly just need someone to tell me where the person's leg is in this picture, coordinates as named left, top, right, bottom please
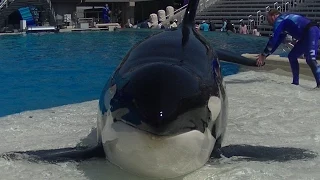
left=304, top=27, right=320, bottom=87
left=288, top=40, right=304, bottom=85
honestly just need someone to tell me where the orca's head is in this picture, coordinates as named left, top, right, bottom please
left=96, top=0, right=227, bottom=178
left=97, top=60, right=224, bottom=178
left=109, top=62, right=215, bottom=136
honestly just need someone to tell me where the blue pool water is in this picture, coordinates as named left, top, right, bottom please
left=0, top=30, right=277, bottom=117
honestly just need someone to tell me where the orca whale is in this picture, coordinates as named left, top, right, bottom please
left=0, top=0, right=316, bottom=179
left=95, top=0, right=227, bottom=178
left=3, top=0, right=227, bottom=178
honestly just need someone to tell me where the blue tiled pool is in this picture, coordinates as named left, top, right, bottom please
left=0, top=30, right=278, bottom=117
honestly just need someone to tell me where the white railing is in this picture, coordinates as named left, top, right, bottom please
left=237, top=0, right=306, bottom=31
left=248, top=19, right=255, bottom=31
left=199, top=0, right=219, bottom=12
left=0, top=0, right=9, bottom=9
left=259, top=15, right=265, bottom=24
left=46, top=0, right=56, bottom=22
left=265, top=0, right=305, bottom=13
left=284, top=2, right=290, bottom=11
left=256, top=10, right=261, bottom=24
left=164, top=4, right=188, bottom=20
left=162, top=0, right=221, bottom=25
left=259, top=0, right=306, bottom=33
left=265, top=6, right=270, bottom=12
left=285, top=0, right=305, bottom=10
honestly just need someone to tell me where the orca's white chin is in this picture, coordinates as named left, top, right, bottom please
left=101, top=120, right=215, bottom=179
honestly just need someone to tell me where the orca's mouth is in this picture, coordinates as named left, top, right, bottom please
left=109, top=62, right=217, bottom=136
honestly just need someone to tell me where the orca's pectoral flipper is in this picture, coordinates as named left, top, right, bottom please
left=1, top=144, right=105, bottom=163
left=215, top=49, right=260, bottom=66
left=212, top=144, right=317, bottom=162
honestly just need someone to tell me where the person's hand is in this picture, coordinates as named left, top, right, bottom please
left=256, top=54, right=266, bottom=67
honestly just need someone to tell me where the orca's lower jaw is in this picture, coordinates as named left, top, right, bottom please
left=101, top=120, right=216, bottom=179
left=110, top=62, right=217, bottom=136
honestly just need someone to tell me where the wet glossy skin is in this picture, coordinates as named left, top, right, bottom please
left=99, top=26, right=227, bottom=138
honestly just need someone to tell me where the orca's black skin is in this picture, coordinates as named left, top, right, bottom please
left=216, top=49, right=259, bottom=66
left=98, top=0, right=227, bottom=138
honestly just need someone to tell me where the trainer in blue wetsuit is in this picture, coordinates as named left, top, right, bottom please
left=257, top=9, right=320, bottom=87
left=103, top=4, right=111, bottom=23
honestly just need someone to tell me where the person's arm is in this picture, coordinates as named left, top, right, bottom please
left=262, top=20, right=288, bottom=57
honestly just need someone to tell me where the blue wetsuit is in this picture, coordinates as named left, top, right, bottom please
left=103, top=6, right=110, bottom=23
left=262, top=14, right=320, bottom=87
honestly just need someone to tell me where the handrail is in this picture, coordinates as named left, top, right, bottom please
left=258, top=0, right=306, bottom=34
left=265, top=6, right=270, bottom=12
left=0, top=0, right=9, bottom=9
left=199, top=0, right=219, bottom=12
left=163, top=0, right=220, bottom=25
left=284, top=2, right=290, bottom=11
left=138, top=0, right=221, bottom=26
left=248, top=19, right=254, bottom=31
left=45, top=0, right=56, bottom=22
left=256, top=10, right=261, bottom=25
left=273, top=2, right=278, bottom=8
left=165, top=4, right=188, bottom=19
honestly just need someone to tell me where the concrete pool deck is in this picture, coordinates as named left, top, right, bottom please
left=0, top=28, right=110, bottom=36
left=0, top=32, right=25, bottom=36
left=238, top=53, right=320, bottom=81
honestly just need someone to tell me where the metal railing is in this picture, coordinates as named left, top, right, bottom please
left=198, top=0, right=219, bottom=12
left=284, top=2, right=290, bottom=11
left=247, top=15, right=255, bottom=31
left=77, top=18, right=94, bottom=28
left=164, top=4, right=188, bottom=20
left=0, top=0, right=9, bottom=10
left=161, top=0, right=221, bottom=26
left=162, top=4, right=188, bottom=25
left=46, top=0, right=56, bottom=22
left=272, top=0, right=305, bottom=12
left=258, top=0, right=306, bottom=34
left=239, top=0, right=306, bottom=30
left=256, top=10, right=261, bottom=24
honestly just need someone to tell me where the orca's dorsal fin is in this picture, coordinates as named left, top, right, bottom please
left=182, top=0, right=200, bottom=27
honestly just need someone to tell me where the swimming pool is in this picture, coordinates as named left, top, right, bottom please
left=0, top=30, right=279, bottom=117
left=1, top=30, right=319, bottom=180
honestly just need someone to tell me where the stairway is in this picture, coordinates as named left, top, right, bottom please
left=195, top=0, right=308, bottom=36
left=290, top=0, right=320, bottom=20
left=0, top=0, right=56, bottom=28
left=258, top=0, right=320, bottom=35
left=195, top=0, right=290, bottom=35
